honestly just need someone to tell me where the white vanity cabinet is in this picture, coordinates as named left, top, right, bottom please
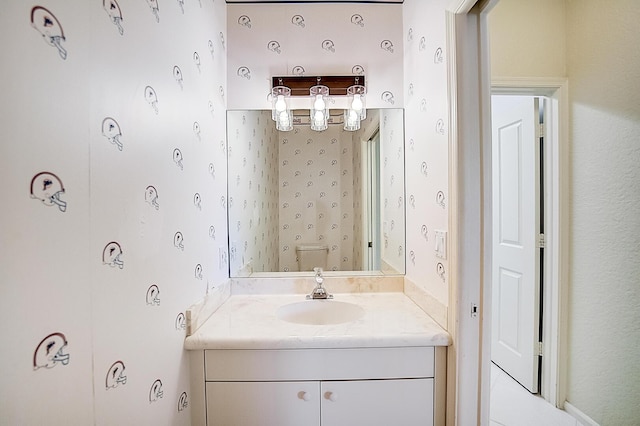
left=190, top=346, right=446, bottom=426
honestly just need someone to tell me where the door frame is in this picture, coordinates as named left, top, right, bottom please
left=490, top=81, right=568, bottom=408
left=362, top=129, right=381, bottom=271
left=445, top=0, right=570, bottom=423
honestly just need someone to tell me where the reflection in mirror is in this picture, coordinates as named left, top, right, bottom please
left=227, top=109, right=405, bottom=277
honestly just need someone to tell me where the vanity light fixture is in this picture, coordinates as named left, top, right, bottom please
left=270, top=75, right=366, bottom=132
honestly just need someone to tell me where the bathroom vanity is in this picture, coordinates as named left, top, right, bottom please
left=185, top=290, right=450, bottom=426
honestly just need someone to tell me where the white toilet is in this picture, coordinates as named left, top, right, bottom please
left=296, top=244, right=329, bottom=271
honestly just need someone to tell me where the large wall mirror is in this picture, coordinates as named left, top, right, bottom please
left=227, top=109, right=405, bottom=277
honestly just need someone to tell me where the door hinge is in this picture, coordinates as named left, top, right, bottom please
left=537, top=123, right=545, bottom=139
left=537, top=233, right=546, bottom=249
left=537, top=341, right=543, bottom=356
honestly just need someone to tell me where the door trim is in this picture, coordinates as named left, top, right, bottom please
left=490, top=78, right=569, bottom=408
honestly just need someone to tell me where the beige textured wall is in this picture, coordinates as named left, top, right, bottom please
left=565, top=1, right=640, bottom=423
left=488, top=0, right=566, bottom=79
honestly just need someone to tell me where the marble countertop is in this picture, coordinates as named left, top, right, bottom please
left=184, top=292, right=451, bottom=350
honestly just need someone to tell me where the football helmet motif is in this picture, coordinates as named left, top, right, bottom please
left=380, top=40, right=394, bottom=53
left=145, top=86, right=159, bottom=114
left=267, top=41, right=281, bottom=54
left=350, top=14, right=364, bottom=27
left=106, top=360, right=127, bottom=389
left=175, top=313, right=186, bottom=331
left=102, top=117, right=123, bottom=151
left=173, top=66, right=183, bottom=89
left=30, top=172, right=67, bottom=212
left=30, top=6, right=67, bottom=59
left=178, top=392, right=188, bottom=412
left=291, top=15, right=305, bottom=28
left=146, top=0, right=159, bottom=22
left=321, top=39, right=335, bottom=53
left=173, top=232, right=184, bottom=250
left=103, top=0, right=124, bottom=35
left=149, top=379, right=164, bottom=402
left=102, top=241, right=124, bottom=269
left=173, top=148, right=184, bottom=170
left=237, top=15, right=251, bottom=28
left=146, top=284, right=160, bottom=306
left=33, top=332, right=70, bottom=370
left=145, top=185, right=159, bottom=210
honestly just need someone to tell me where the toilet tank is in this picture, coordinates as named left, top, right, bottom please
left=295, top=244, right=329, bottom=271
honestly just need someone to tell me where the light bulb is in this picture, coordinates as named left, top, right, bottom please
left=348, top=109, right=358, bottom=124
left=314, top=110, right=325, bottom=125
left=279, top=111, right=290, bottom=125
left=275, top=95, right=287, bottom=112
left=351, top=94, right=363, bottom=112
left=313, top=94, right=325, bottom=111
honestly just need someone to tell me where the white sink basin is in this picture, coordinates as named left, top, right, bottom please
left=276, top=300, right=365, bottom=325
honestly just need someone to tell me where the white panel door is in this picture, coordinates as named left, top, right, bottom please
left=321, top=379, right=434, bottom=426
left=491, top=95, right=541, bottom=393
left=206, top=381, right=320, bottom=426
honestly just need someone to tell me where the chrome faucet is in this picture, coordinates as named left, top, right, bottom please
left=307, top=267, right=333, bottom=300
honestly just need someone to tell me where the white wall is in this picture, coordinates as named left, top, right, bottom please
left=403, top=0, right=451, bottom=306
left=0, top=1, right=228, bottom=424
left=489, top=0, right=640, bottom=424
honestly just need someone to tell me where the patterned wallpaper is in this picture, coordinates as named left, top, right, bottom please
left=352, top=128, right=364, bottom=272
left=278, top=124, right=355, bottom=272
left=380, top=109, right=406, bottom=274
left=227, top=110, right=280, bottom=275
left=226, top=2, right=403, bottom=110
left=0, top=1, right=227, bottom=424
left=226, top=2, right=407, bottom=275
left=403, top=0, right=450, bottom=305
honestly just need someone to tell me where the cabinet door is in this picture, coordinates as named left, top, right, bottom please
left=206, top=381, right=320, bottom=426
left=321, top=379, right=434, bottom=426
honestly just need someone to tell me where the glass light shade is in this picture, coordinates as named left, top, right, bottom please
left=310, top=85, right=329, bottom=131
left=276, top=110, right=293, bottom=131
left=271, top=86, right=291, bottom=121
left=347, top=85, right=367, bottom=120
left=343, top=108, right=361, bottom=131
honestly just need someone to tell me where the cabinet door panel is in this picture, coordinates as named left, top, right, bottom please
left=321, top=379, right=433, bottom=426
left=206, top=381, right=320, bottom=426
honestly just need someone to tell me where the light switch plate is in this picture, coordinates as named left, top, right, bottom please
left=435, top=230, right=447, bottom=259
